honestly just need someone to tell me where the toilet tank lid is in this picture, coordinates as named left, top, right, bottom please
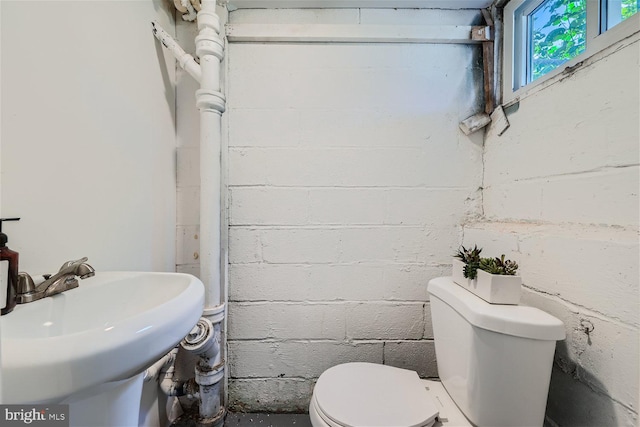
left=428, top=277, right=566, bottom=341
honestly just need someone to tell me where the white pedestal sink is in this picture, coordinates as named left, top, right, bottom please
left=1, top=271, right=204, bottom=426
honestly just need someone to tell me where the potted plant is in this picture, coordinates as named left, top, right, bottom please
left=452, top=247, right=522, bottom=305
left=452, top=245, right=482, bottom=282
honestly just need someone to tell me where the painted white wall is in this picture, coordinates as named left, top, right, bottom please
left=175, top=16, right=202, bottom=280
left=218, top=8, right=484, bottom=412
left=0, top=1, right=177, bottom=275
left=464, top=35, right=639, bottom=425
left=2, top=0, right=177, bottom=421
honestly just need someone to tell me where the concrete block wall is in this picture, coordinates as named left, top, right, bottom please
left=224, top=8, right=484, bottom=412
left=465, top=35, right=639, bottom=426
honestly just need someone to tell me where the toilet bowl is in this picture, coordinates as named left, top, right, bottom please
left=309, top=363, right=471, bottom=427
left=310, top=277, right=566, bottom=427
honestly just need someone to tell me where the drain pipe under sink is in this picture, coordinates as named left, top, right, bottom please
left=144, top=348, right=198, bottom=399
left=144, top=316, right=224, bottom=425
left=181, top=316, right=225, bottom=423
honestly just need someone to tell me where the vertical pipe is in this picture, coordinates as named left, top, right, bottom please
left=195, top=2, right=226, bottom=424
left=493, top=6, right=504, bottom=106
left=195, top=1, right=225, bottom=311
left=151, top=3, right=226, bottom=423
left=199, top=110, right=222, bottom=309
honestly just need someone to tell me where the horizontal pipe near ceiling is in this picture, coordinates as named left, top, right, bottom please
left=226, top=24, right=484, bottom=43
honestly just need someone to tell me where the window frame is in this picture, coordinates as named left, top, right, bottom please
left=503, top=0, right=640, bottom=103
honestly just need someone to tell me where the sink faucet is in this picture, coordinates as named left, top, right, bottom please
left=16, top=257, right=95, bottom=304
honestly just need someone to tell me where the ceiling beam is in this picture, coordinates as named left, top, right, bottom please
left=226, top=23, right=482, bottom=43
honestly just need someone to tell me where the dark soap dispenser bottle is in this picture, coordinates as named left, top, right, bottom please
left=0, top=217, right=20, bottom=315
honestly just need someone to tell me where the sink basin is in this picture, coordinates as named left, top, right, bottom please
left=1, top=271, right=204, bottom=404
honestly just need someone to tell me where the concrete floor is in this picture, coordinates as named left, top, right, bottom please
left=225, top=413, right=312, bottom=427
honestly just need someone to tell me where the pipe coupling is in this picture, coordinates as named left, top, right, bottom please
left=203, top=303, right=225, bottom=324
left=195, top=34, right=224, bottom=61
left=196, top=90, right=225, bottom=113
left=199, top=406, right=226, bottom=427
left=182, top=318, right=217, bottom=355
left=197, top=10, right=221, bottom=33
left=195, top=364, right=225, bottom=386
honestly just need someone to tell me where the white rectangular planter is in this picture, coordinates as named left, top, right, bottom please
left=451, top=259, right=522, bottom=305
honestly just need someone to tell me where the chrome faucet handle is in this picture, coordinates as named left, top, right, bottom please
left=76, top=262, right=95, bottom=279
left=17, top=272, right=35, bottom=295
left=58, top=257, right=89, bottom=273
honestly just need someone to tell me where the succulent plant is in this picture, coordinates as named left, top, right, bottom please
left=454, top=245, right=483, bottom=279
left=454, top=245, right=482, bottom=263
left=479, top=254, right=519, bottom=276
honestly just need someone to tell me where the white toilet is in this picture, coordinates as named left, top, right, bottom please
left=309, top=276, right=566, bottom=427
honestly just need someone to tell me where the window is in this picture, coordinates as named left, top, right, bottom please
left=529, top=0, right=586, bottom=82
left=504, top=0, right=639, bottom=100
left=602, top=0, right=639, bottom=31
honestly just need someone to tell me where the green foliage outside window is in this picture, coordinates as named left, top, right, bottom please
left=530, top=0, right=587, bottom=81
left=530, top=0, right=638, bottom=81
left=622, top=0, right=639, bottom=19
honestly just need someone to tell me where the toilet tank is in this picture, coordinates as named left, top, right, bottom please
left=427, top=277, right=565, bottom=427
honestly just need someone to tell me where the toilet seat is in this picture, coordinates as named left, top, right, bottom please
left=312, top=363, right=439, bottom=427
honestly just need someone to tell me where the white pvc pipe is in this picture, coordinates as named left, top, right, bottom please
left=199, top=115, right=221, bottom=308
left=182, top=318, right=222, bottom=369
left=152, top=4, right=226, bottom=424
left=143, top=348, right=177, bottom=383
left=150, top=5, right=225, bottom=321
left=193, top=10, right=226, bottom=421
left=159, top=368, right=198, bottom=398
left=195, top=1, right=225, bottom=311
left=145, top=348, right=197, bottom=398
left=151, top=22, right=202, bottom=83
left=181, top=317, right=225, bottom=422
